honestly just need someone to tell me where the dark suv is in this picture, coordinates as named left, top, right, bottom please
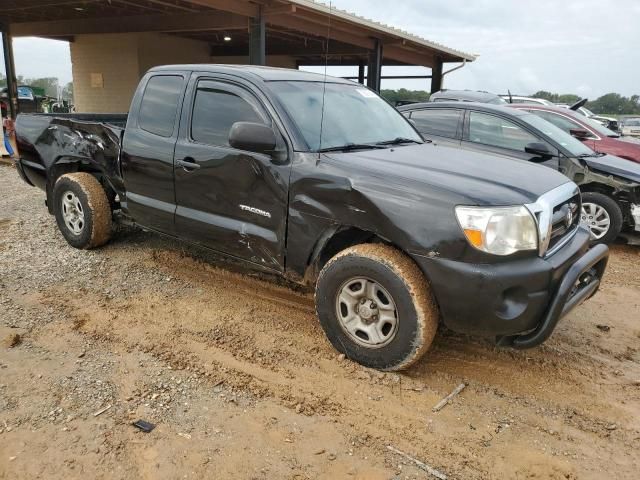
left=398, top=102, right=640, bottom=244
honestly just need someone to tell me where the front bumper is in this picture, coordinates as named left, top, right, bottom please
left=413, top=227, right=609, bottom=348
left=632, top=204, right=640, bottom=232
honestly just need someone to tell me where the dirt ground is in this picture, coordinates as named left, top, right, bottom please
left=0, top=163, right=638, bottom=479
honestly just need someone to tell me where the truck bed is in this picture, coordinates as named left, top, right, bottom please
left=15, top=113, right=127, bottom=195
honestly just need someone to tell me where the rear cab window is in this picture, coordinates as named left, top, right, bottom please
left=138, top=75, right=184, bottom=137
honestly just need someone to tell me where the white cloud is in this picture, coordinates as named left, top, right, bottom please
left=1, top=37, right=72, bottom=84
left=1, top=1, right=639, bottom=97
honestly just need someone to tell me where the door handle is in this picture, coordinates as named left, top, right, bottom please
left=177, top=157, right=201, bottom=171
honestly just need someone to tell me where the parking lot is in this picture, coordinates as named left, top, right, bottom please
left=0, top=163, right=639, bottom=479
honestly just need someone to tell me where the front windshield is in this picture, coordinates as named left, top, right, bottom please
left=520, top=113, right=595, bottom=156
left=579, top=107, right=596, bottom=117
left=268, top=81, right=422, bottom=151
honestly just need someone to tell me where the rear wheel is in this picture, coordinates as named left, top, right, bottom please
left=315, top=244, right=439, bottom=371
left=580, top=192, right=623, bottom=245
left=53, top=173, right=112, bottom=249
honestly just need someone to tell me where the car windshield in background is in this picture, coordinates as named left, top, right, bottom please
left=488, top=97, right=508, bottom=105
left=520, top=113, right=594, bottom=156
left=268, top=81, right=422, bottom=152
left=625, top=119, right=640, bottom=126
left=579, top=107, right=596, bottom=117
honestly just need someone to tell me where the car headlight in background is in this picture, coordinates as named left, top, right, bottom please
left=455, top=205, right=538, bottom=255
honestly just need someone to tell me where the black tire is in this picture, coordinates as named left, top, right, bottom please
left=581, top=192, right=623, bottom=245
left=315, top=244, right=439, bottom=371
left=52, top=173, right=112, bottom=249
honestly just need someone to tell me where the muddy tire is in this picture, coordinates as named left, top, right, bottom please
left=52, top=173, right=112, bottom=249
left=581, top=192, right=623, bottom=245
left=315, top=244, right=439, bottom=371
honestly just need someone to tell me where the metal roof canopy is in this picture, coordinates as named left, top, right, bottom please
left=0, top=0, right=476, bottom=116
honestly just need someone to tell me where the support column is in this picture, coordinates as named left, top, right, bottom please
left=430, top=58, right=443, bottom=94
left=357, top=59, right=365, bottom=85
left=366, top=39, right=382, bottom=92
left=249, top=6, right=265, bottom=66
left=1, top=24, right=18, bottom=118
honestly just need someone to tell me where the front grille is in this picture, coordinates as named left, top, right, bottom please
left=547, top=194, right=581, bottom=253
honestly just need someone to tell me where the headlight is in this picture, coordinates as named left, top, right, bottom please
left=455, top=205, right=538, bottom=255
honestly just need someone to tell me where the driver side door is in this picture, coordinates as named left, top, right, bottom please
left=173, top=76, right=291, bottom=272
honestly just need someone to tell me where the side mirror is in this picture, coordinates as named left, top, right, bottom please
left=569, top=128, right=591, bottom=140
left=229, top=122, right=276, bottom=155
left=524, top=142, right=553, bottom=160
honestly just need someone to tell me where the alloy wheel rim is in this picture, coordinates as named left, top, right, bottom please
left=61, top=191, right=85, bottom=235
left=335, top=277, right=399, bottom=348
left=581, top=202, right=610, bottom=240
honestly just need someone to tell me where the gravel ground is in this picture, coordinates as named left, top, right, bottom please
left=0, top=163, right=639, bottom=479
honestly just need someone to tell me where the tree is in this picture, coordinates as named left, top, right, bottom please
left=380, top=88, right=430, bottom=104
left=531, top=91, right=580, bottom=104
left=26, top=77, right=59, bottom=97
left=587, top=93, right=640, bottom=115
left=62, top=82, right=73, bottom=101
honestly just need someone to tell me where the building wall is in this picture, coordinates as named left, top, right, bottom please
left=71, top=33, right=299, bottom=112
left=70, top=34, right=140, bottom=113
left=137, top=33, right=211, bottom=77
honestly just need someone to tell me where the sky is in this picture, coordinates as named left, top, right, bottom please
left=2, top=0, right=639, bottom=97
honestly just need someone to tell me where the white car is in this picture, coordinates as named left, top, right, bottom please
left=621, top=118, right=640, bottom=137
left=556, top=101, right=619, bottom=132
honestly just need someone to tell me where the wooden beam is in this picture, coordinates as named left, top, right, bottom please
left=144, top=0, right=199, bottom=12
left=264, top=4, right=297, bottom=16
left=431, top=58, right=443, bottom=93
left=268, top=8, right=433, bottom=67
left=10, top=11, right=247, bottom=36
left=210, top=42, right=367, bottom=57
left=266, top=15, right=375, bottom=50
left=182, top=0, right=258, bottom=17
left=384, top=44, right=435, bottom=68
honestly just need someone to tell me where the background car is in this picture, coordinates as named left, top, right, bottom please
left=557, top=100, right=619, bottom=132
left=398, top=102, right=640, bottom=244
left=429, top=89, right=507, bottom=104
left=621, top=118, right=640, bottom=138
left=509, top=104, right=640, bottom=164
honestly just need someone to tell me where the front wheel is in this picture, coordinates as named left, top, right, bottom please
left=52, top=173, right=112, bottom=249
left=315, top=244, right=439, bottom=371
left=580, top=192, right=623, bottom=245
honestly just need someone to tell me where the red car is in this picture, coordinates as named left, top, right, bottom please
left=509, top=104, right=640, bottom=164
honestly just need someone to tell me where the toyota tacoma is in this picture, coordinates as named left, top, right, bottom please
left=14, top=65, right=609, bottom=370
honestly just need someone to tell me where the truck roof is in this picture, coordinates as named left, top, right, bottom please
left=148, top=64, right=354, bottom=84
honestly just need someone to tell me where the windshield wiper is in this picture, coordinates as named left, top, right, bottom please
left=376, top=137, right=423, bottom=146
left=577, top=152, right=606, bottom=158
left=317, top=143, right=387, bottom=153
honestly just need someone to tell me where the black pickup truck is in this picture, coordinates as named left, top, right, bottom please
left=14, top=65, right=609, bottom=370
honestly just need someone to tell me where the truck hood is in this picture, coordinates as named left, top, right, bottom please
left=584, top=154, right=640, bottom=184
left=326, top=143, right=570, bottom=206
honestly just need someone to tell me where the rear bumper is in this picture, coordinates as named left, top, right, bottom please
left=412, top=227, right=609, bottom=347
